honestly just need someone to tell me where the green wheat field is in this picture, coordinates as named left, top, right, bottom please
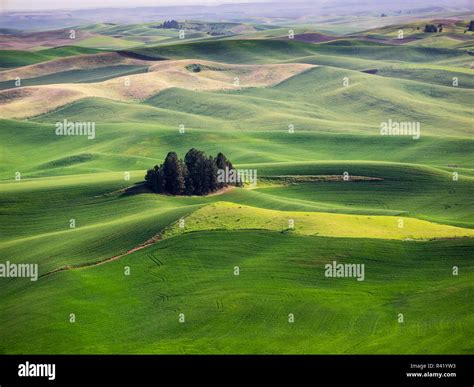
left=0, top=7, right=473, bottom=354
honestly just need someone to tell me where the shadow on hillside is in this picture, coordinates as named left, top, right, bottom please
left=120, top=182, right=153, bottom=196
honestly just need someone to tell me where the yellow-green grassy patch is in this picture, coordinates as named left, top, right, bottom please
left=163, top=201, right=474, bottom=241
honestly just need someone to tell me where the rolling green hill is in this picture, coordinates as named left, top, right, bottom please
left=0, top=46, right=103, bottom=69
left=134, top=39, right=472, bottom=65
left=0, top=18, right=473, bottom=355
left=0, top=65, right=149, bottom=90
left=1, top=231, right=472, bottom=354
left=23, top=64, right=473, bottom=138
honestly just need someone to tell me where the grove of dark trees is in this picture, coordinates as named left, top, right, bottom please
left=145, top=149, right=239, bottom=196
left=162, top=20, right=180, bottom=29
left=424, top=24, right=443, bottom=33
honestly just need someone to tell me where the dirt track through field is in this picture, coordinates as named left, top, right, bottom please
left=39, top=233, right=162, bottom=279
